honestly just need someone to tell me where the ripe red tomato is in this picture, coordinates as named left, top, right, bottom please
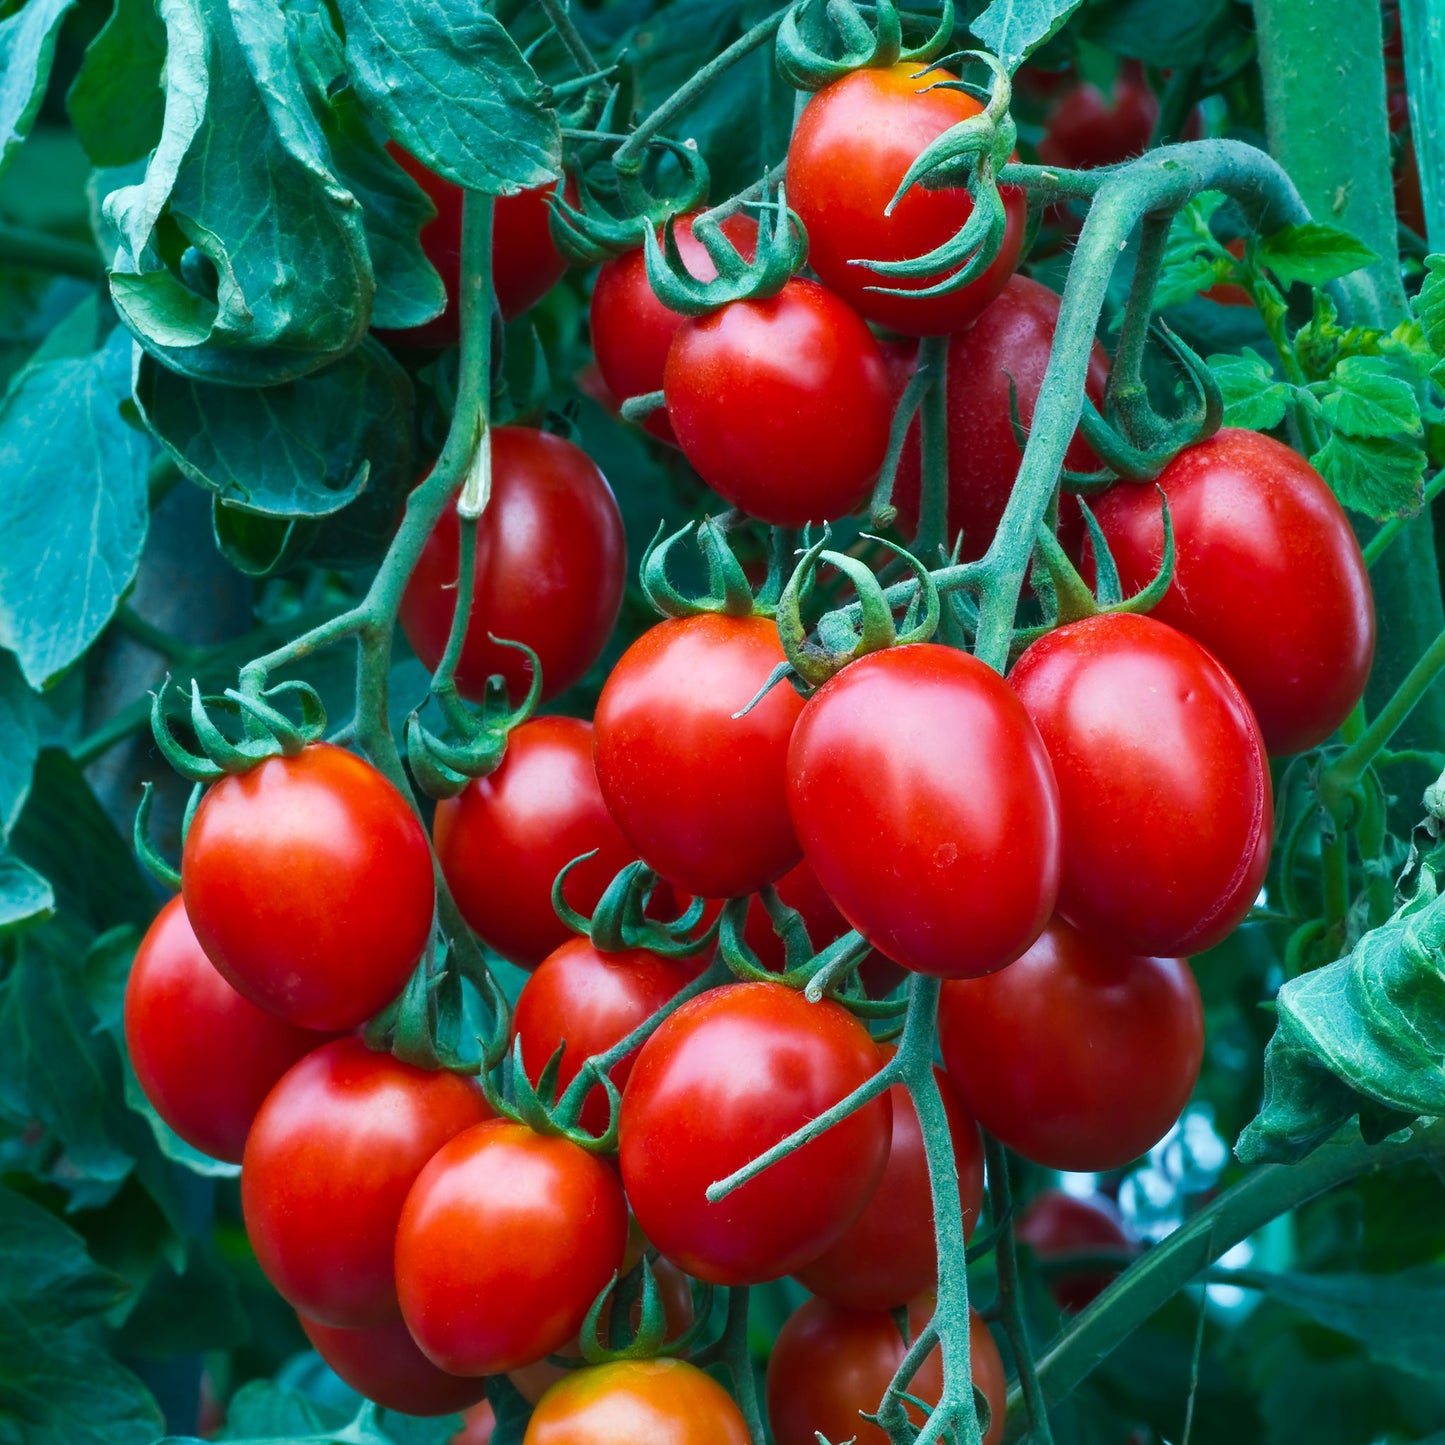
left=594, top=613, right=805, bottom=899
left=1016, top=1189, right=1137, bottom=1312
left=1009, top=613, right=1271, bottom=957
left=396, top=1119, right=629, bottom=1375
left=124, top=897, right=331, bottom=1163
left=1091, top=428, right=1375, bottom=756
left=400, top=428, right=626, bottom=704
left=787, top=643, right=1061, bottom=978
left=182, top=743, right=434, bottom=1032
left=241, top=1038, right=491, bottom=1327
left=452, top=1402, right=496, bottom=1445
left=523, top=1360, right=751, bottom=1445
left=591, top=212, right=758, bottom=446
left=939, top=918, right=1203, bottom=1171
left=787, top=62, right=1026, bottom=336
left=1037, top=61, right=1159, bottom=170
left=618, top=981, right=891, bottom=1285
left=433, top=717, right=636, bottom=969
left=766, top=1297, right=1006, bottom=1445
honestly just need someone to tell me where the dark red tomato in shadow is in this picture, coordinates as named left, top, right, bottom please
left=1038, top=61, right=1158, bottom=170
left=1016, top=1189, right=1138, bottom=1312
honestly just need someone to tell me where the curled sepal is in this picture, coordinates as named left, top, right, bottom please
left=552, top=855, right=720, bottom=959
left=505, top=1034, right=621, bottom=1154
left=226, top=679, right=327, bottom=753
left=642, top=517, right=769, bottom=620
left=577, top=1258, right=670, bottom=1364
left=150, top=675, right=317, bottom=784
left=717, top=895, right=782, bottom=983
left=133, top=782, right=182, bottom=891
left=776, top=0, right=955, bottom=92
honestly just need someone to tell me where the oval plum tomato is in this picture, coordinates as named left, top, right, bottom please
left=300, top=1315, right=489, bottom=1417
left=523, top=1359, right=751, bottom=1445
left=452, top=1402, right=496, bottom=1445
left=182, top=743, right=433, bottom=1032
left=399, top=428, right=626, bottom=704
left=938, top=918, right=1203, bottom=1171
left=787, top=643, right=1061, bottom=978
left=618, top=981, right=891, bottom=1285
left=788, top=62, right=1026, bottom=336
left=664, top=278, right=891, bottom=526
left=124, top=897, right=331, bottom=1163
left=1016, top=1189, right=1137, bottom=1312
left=433, top=717, right=636, bottom=969
left=796, top=1051, right=983, bottom=1310
left=241, top=1038, right=491, bottom=1327
left=1091, top=428, right=1375, bottom=756
left=766, top=1297, right=1007, bottom=1445
left=594, top=613, right=805, bottom=899
left=1037, top=60, right=1159, bottom=170
left=396, top=1119, right=629, bottom=1375
left=1008, top=613, right=1271, bottom=957
left=591, top=211, right=758, bottom=446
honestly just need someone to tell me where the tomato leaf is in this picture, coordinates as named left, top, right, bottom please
left=0, top=852, right=54, bottom=937
left=0, top=0, right=74, bottom=181
left=1315, top=356, right=1423, bottom=439
left=971, top=0, right=1088, bottom=70
left=1256, top=223, right=1377, bottom=289
left=1309, top=432, right=1426, bottom=519
left=66, top=0, right=166, bottom=167
left=1206, top=348, right=1292, bottom=432
left=1081, top=0, right=1235, bottom=68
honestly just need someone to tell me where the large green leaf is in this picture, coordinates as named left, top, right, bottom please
left=0, top=0, right=75, bottom=181
left=0, top=650, right=37, bottom=839
left=66, top=0, right=168, bottom=167
left=0, top=852, right=55, bottom=937
left=971, top=0, right=1086, bottom=70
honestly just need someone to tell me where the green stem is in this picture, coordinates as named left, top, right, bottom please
left=0, top=222, right=103, bottom=280
left=1363, top=468, right=1445, bottom=567
left=111, top=606, right=198, bottom=666
left=913, top=335, right=951, bottom=560
left=721, top=1286, right=767, bottom=1445
left=534, top=0, right=602, bottom=75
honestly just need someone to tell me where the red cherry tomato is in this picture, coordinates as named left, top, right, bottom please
left=1009, top=613, right=1271, bottom=956
left=594, top=613, right=805, bottom=899
left=400, top=427, right=627, bottom=704
left=939, top=918, right=1203, bottom=1171
left=433, top=717, right=636, bottom=969
left=1016, top=1189, right=1137, bottom=1312
left=396, top=1119, right=629, bottom=1375
left=241, top=1038, right=491, bottom=1326
left=1037, top=61, right=1159, bottom=170
left=766, top=1297, right=1007, bottom=1445
left=452, top=1402, right=496, bottom=1445
left=787, top=643, right=1061, bottom=978
left=787, top=62, right=1026, bottom=336
left=1091, top=428, right=1375, bottom=755
left=1201, top=239, right=1251, bottom=307
left=619, top=981, right=891, bottom=1285
left=182, top=744, right=433, bottom=1031
left=124, top=897, right=332, bottom=1163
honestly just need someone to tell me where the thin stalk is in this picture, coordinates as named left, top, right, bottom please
left=722, top=1286, right=767, bottom=1445
left=0, top=222, right=103, bottom=280
left=1363, top=467, right=1445, bottom=567
left=913, top=334, right=951, bottom=559
left=534, top=0, right=602, bottom=75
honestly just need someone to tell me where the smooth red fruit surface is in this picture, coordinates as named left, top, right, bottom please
left=591, top=212, right=757, bottom=445
left=242, top=1039, right=491, bottom=1327
left=396, top=1120, right=629, bottom=1375
left=767, top=1298, right=1006, bottom=1445
left=1037, top=61, right=1159, bottom=169
left=1091, top=428, right=1375, bottom=755
left=452, top=1402, right=496, bottom=1445
left=124, top=897, right=329, bottom=1163
left=182, top=744, right=433, bottom=1032
left=301, top=1315, right=489, bottom=1417
left=400, top=428, right=626, bottom=704
left=939, top=919, right=1203, bottom=1171
left=788, top=643, right=1061, bottom=978
left=619, top=981, right=891, bottom=1285
left=523, top=1360, right=751, bottom=1445
left=594, top=613, right=805, bottom=899
left=434, top=717, right=635, bottom=969
left=512, top=937, right=704, bottom=1135
left=1009, top=613, right=1271, bottom=957
left=664, top=278, right=891, bottom=526
left=1016, top=1190, right=1137, bottom=1312
left=788, top=63, right=1026, bottom=335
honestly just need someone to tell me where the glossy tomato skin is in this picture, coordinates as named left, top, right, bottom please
left=594, top=613, right=805, bottom=899
left=182, top=744, right=433, bottom=1032
left=939, top=918, right=1203, bottom=1171
left=619, top=981, right=891, bottom=1286
left=434, top=717, right=635, bottom=969
left=1016, top=1190, right=1136, bottom=1312
left=788, top=643, right=1061, bottom=978
left=452, top=1402, right=496, bottom=1445
left=241, top=1038, right=491, bottom=1327
left=665, top=278, right=892, bottom=527
left=1037, top=61, right=1159, bottom=170
left=400, top=428, right=626, bottom=704
left=1092, top=428, right=1375, bottom=756
left=396, top=1120, right=629, bottom=1376
left=1009, top=614, right=1271, bottom=956
left=788, top=63, right=1026, bottom=336
left=124, top=897, right=331, bottom=1163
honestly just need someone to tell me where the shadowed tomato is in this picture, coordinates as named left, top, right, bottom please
left=452, top=1401, right=496, bottom=1445
left=788, top=63, right=1026, bottom=335
left=1038, top=61, right=1159, bottom=169
left=400, top=428, right=626, bottom=705
left=1016, top=1189, right=1138, bottom=1312
left=182, top=743, right=433, bottom=1031
left=1202, top=239, right=1251, bottom=306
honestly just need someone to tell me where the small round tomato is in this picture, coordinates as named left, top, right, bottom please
left=619, top=981, right=891, bottom=1285
left=664, top=278, right=892, bottom=526
left=1016, top=1189, right=1137, bottom=1312
left=1009, top=613, right=1271, bottom=957
left=1091, top=428, right=1375, bottom=756
left=594, top=613, right=805, bottom=899
left=1037, top=61, right=1159, bottom=170
left=182, top=743, right=433, bottom=1032
left=452, top=1402, right=496, bottom=1445
left=433, top=717, right=636, bottom=969
left=788, top=643, right=1061, bottom=978
left=939, top=918, right=1203, bottom=1171
left=524, top=1359, right=751, bottom=1445
left=766, top=1297, right=1006, bottom=1445
left=242, top=1038, right=491, bottom=1327
left=396, top=1120, right=629, bottom=1375
left=787, top=62, right=1026, bottom=336
left=400, top=428, right=626, bottom=705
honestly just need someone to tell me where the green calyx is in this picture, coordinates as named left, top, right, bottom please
left=775, top=0, right=956, bottom=93
left=577, top=1258, right=713, bottom=1365
left=642, top=516, right=782, bottom=620
left=552, top=856, right=721, bottom=960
